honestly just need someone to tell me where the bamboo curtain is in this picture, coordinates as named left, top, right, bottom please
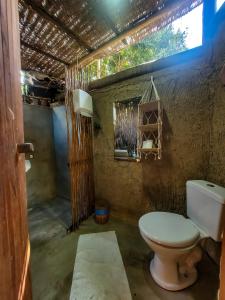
left=65, top=66, right=94, bottom=229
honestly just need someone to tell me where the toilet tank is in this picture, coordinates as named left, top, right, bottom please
left=187, top=180, right=225, bottom=241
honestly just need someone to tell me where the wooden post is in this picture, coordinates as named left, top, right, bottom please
left=0, top=0, right=32, bottom=299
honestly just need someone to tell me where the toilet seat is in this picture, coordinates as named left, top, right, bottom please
left=139, top=212, right=200, bottom=248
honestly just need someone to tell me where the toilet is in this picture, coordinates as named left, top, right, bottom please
left=139, top=180, right=225, bottom=291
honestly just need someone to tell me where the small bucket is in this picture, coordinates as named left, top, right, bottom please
left=95, top=205, right=109, bottom=224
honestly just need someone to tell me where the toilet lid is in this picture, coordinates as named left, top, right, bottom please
left=139, top=212, right=200, bottom=248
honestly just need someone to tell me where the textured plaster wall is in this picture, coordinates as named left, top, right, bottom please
left=91, top=20, right=225, bottom=223
left=207, top=21, right=225, bottom=186
left=91, top=57, right=211, bottom=220
left=24, top=104, right=57, bottom=207
left=205, top=20, right=225, bottom=264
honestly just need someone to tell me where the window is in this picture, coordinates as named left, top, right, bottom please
left=172, top=4, right=203, bottom=50
left=113, top=97, right=140, bottom=160
left=216, top=0, right=225, bottom=11
left=88, top=4, right=203, bottom=81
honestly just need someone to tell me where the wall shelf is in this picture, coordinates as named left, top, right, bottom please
left=137, top=148, right=159, bottom=153
left=138, top=101, right=159, bottom=112
left=137, top=76, right=162, bottom=160
left=138, top=123, right=159, bottom=132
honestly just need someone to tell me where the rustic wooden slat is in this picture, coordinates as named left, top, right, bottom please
left=0, top=0, right=32, bottom=299
left=65, top=68, right=94, bottom=229
left=23, top=0, right=93, bottom=52
left=21, top=40, right=69, bottom=66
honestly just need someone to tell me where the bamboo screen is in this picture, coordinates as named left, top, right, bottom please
left=65, top=66, right=94, bottom=229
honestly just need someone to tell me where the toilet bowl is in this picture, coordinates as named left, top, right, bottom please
left=138, top=180, right=225, bottom=291
left=139, top=212, right=205, bottom=291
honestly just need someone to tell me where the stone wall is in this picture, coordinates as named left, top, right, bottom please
left=90, top=18, right=225, bottom=223
left=24, top=104, right=57, bottom=207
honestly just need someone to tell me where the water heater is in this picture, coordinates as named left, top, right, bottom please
left=72, top=89, right=93, bottom=117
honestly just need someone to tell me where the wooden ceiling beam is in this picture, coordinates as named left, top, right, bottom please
left=23, top=0, right=93, bottom=52
left=21, top=40, right=69, bottom=66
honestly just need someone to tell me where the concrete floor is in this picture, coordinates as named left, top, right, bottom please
left=28, top=198, right=219, bottom=300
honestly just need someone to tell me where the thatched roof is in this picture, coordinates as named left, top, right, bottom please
left=19, top=0, right=202, bottom=78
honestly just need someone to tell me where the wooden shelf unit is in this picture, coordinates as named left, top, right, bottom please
left=137, top=147, right=159, bottom=153
left=137, top=77, right=162, bottom=160
left=138, top=101, right=159, bottom=112
left=138, top=123, right=159, bottom=132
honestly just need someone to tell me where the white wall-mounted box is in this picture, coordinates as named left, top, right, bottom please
left=73, top=89, right=93, bottom=117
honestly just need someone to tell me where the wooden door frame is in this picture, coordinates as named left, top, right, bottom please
left=0, top=0, right=32, bottom=299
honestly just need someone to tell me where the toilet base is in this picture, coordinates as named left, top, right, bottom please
left=150, top=256, right=198, bottom=291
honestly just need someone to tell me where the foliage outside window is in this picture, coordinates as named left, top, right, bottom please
left=88, top=4, right=203, bottom=81
left=89, top=24, right=187, bottom=80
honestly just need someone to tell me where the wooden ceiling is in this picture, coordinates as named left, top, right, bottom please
left=19, top=0, right=202, bottom=78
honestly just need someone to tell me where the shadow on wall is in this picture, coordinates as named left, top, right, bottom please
left=24, top=103, right=71, bottom=207
left=52, top=105, right=71, bottom=200
left=141, top=68, right=211, bottom=215
left=24, top=104, right=57, bottom=207
left=141, top=109, right=180, bottom=213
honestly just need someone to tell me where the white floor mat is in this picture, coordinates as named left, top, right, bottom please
left=70, top=231, right=132, bottom=300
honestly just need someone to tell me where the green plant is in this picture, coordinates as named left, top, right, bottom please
left=89, top=24, right=187, bottom=79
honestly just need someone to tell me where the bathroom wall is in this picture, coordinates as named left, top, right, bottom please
left=205, top=14, right=225, bottom=266
left=90, top=14, right=225, bottom=223
left=24, top=104, right=57, bottom=207
left=207, top=19, right=225, bottom=186
left=52, top=105, right=70, bottom=200
left=90, top=56, right=211, bottom=221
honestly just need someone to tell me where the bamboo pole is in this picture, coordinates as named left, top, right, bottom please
left=65, top=64, right=94, bottom=229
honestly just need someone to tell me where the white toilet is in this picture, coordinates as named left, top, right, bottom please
left=139, top=180, right=225, bottom=291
